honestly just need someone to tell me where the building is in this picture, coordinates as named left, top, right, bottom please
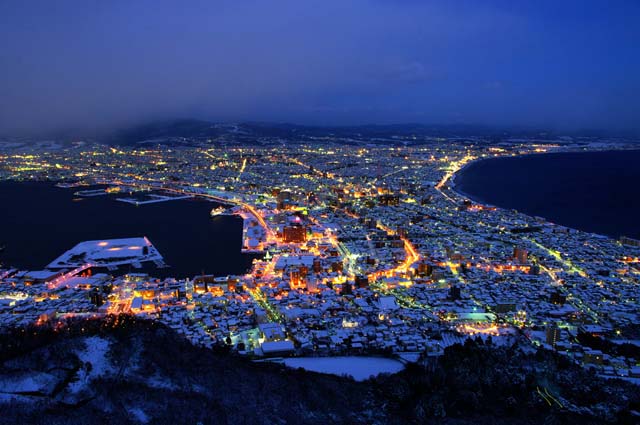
left=620, top=236, right=640, bottom=247
left=378, top=194, right=400, bottom=206
left=416, top=262, right=433, bottom=277
left=546, top=325, right=561, bottom=348
left=550, top=291, right=566, bottom=305
left=90, top=289, right=104, bottom=307
left=276, top=191, right=293, bottom=210
left=513, top=247, right=528, bottom=264
left=289, top=268, right=306, bottom=290
left=260, top=340, right=295, bottom=356
left=449, top=285, right=461, bottom=301
left=23, top=270, right=66, bottom=284
left=312, top=258, right=322, bottom=273
left=583, top=349, right=604, bottom=365
left=259, top=323, right=286, bottom=341
left=529, top=264, right=540, bottom=275
left=307, top=276, right=319, bottom=292
left=495, top=300, right=517, bottom=314
left=354, top=275, right=369, bottom=289
left=282, top=225, right=307, bottom=243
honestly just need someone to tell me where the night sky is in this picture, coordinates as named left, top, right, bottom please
left=1, top=0, right=638, bottom=134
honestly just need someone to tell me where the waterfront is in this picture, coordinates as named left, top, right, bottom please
left=455, top=150, right=640, bottom=239
left=2, top=141, right=640, bottom=389
left=0, top=181, right=256, bottom=278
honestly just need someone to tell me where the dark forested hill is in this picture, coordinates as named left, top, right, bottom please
left=0, top=317, right=638, bottom=424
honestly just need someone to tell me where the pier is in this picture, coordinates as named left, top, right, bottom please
left=116, top=193, right=193, bottom=205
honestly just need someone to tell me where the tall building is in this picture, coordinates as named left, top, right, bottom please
left=546, top=325, right=561, bottom=348
left=289, top=268, right=305, bottom=289
left=312, top=258, right=322, bottom=274
left=513, top=247, right=528, bottom=264
left=282, top=225, right=307, bottom=243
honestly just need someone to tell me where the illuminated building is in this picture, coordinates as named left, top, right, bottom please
left=378, top=194, right=399, bottom=206
left=416, top=262, right=433, bottom=277
left=289, top=268, right=306, bottom=290
left=282, top=225, right=307, bottom=243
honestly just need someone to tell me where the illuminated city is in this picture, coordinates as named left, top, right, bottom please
left=2, top=1, right=640, bottom=423
left=2, top=138, right=639, bottom=371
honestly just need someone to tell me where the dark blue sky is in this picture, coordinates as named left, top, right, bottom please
left=1, top=1, right=638, bottom=134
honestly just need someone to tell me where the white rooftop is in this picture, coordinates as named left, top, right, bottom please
left=47, top=237, right=163, bottom=268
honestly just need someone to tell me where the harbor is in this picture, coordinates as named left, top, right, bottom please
left=0, top=181, right=258, bottom=278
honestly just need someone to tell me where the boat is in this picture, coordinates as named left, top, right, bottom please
left=210, top=206, right=235, bottom=217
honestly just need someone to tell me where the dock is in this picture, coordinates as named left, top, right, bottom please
left=115, top=194, right=193, bottom=205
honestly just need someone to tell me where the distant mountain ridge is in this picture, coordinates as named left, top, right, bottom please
left=4, top=119, right=634, bottom=145
left=107, top=119, right=222, bottom=144
left=108, top=119, right=499, bottom=145
left=105, top=119, right=620, bottom=146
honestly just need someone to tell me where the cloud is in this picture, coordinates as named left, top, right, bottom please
left=0, top=0, right=638, bottom=135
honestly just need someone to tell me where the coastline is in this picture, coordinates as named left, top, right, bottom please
left=449, top=148, right=640, bottom=240
left=449, top=157, right=496, bottom=206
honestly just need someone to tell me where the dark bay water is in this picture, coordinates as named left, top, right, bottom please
left=455, top=150, right=640, bottom=240
left=0, top=181, right=257, bottom=278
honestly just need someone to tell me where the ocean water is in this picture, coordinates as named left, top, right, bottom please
left=0, top=181, right=258, bottom=277
left=455, top=150, right=640, bottom=239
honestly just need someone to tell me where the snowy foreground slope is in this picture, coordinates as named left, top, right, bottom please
left=0, top=317, right=638, bottom=425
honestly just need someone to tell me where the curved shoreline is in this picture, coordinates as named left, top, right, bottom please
left=448, top=152, right=531, bottom=207
left=449, top=148, right=640, bottom=239
left=449, top=159, right=492, bottom=206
